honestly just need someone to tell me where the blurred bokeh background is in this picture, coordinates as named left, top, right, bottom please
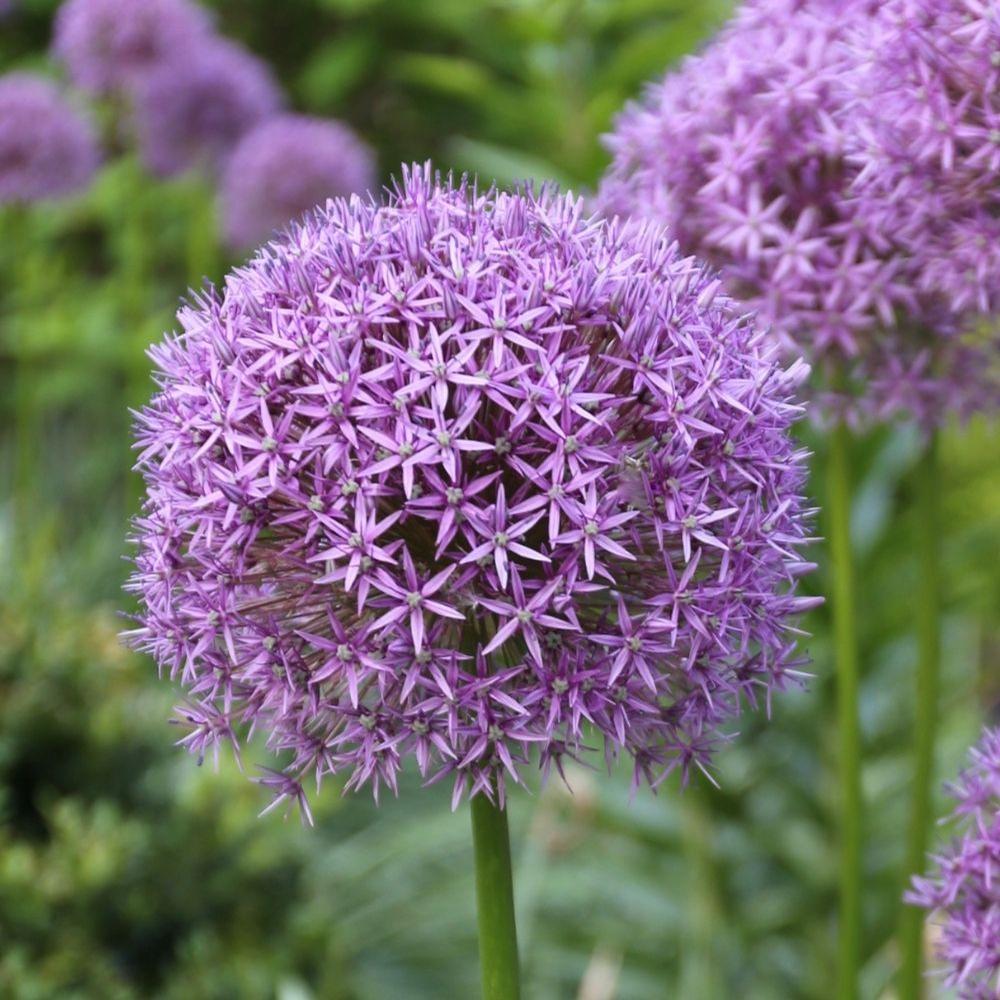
left=1, top=1, right=998, bottom=997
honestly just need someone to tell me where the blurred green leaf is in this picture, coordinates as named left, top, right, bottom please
left=446, top=137, right=575, bottom=188
left=298, top=34, right=378, bottom=108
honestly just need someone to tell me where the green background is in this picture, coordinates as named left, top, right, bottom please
left=1, top=1, right=998, bottom=996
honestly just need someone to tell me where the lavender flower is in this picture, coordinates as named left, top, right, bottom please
left=134, top=37, right=281, bottom=178
left=125, top=163, right=816, bottom=815
left=52, top=0, right=212, bottom=96
left=907, top=728, right=1000, bottom=999
left=598, top=0, right=991, bottom=424
left=221, top=114, right=376, bottom=251
left=0, top=73, right=99, bottom=203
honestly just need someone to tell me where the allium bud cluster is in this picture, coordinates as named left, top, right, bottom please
left=134, top=38, right=282, bottom=178
left=0, top=73, right=99, bottom=204
left=53, top=0, right=212, bottom=96
left=221, top=114, right=376, bottom=251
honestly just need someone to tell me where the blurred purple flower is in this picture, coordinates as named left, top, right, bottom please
left=598, top=0, right=994, bottom=424
left=52, top=0, right=212, bottom=96
left=221, top=114, right=376, bottom=251
left=907, top=728, right=1000, bottom=999
left=0, top=73, right=99, bottom=203
left=849, top=0, right=1000, bottom=418
left=134, top=37, right=281, bottom=178
left=124, top=163, right=816, bottom=815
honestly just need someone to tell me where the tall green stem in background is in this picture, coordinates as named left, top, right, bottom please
left=471, top=789, right=521, bottom=1000
left=679, top=784, right=723, bottom=998
left=8, top=205, right=44, bottom=578
left=829, top=419, right=862, bottom=1000
left=186, top=177, right=219, bottom=292
left=118, top=157, right=152, bottom=516
left=898, top=431, right=942, bottom=999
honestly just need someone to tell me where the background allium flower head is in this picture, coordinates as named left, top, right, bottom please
left=221, top=114, right=376, bottom=251
left=907, top=728, right=1000, bottom=999
left=134, top=37, right=282, bottom=178
left=125, top=163, right=816, bottom=816
left=598, top=0, right=991, bottom=424
left=849, top=0, right=1000, bottom=419
left=0, top=73, right=99, bottom=204
left=52, top=0, right=212, bottom=96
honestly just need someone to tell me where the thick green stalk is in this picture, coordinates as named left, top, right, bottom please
left=898, top=432, right=942, bottom=999
left=471, top=789, right=521, bottom=1000
left=829, top=419, right=862, bottom=1000
left=678, top=784, right=723, bottom=999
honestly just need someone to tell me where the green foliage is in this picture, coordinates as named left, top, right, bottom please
left=1, top=2, right=998, bottom=998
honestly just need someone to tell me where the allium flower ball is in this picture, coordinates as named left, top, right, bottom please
left=221, top=114, right=376, bottom=251
left=52, top=0, right=212, bottom=96
left=134, top=38, right=281, bottom=178
left=126, top=164, right=815, bottom=814
left=598, top=0, right=987, bottom=423
left=850, top=0, right=1000, bottom=415
left=907, top=729, right=1000, bottom=999
left=0, top=74, right=99, bottom=204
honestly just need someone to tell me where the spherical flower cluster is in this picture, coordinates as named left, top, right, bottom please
left=134, top=37, right=281, bottom=178
left=0, top=73, right=99, bottom=204
left=907, top=728, right=1000, bottom=999
left=52, top=0, right=211, bottom=96
left=125, top=164, right=816, bottom=814
left=598, top=0, right=987, bottom=424
left=849, top=0, right=1000, bottom=417
left=221, top=114, right=376, bottom=251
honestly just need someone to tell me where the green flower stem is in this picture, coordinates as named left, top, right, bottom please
left=471, top=789, right=521, bottom=1000
left=898, top=430, right=942, bottom=999
left=678, top=784, right=723, bottom=999
left=118, top=157, right=152, bottom=516
left=8, top=205, right=42, bottom=574
left=186, top=176, right=219, bottom=291
left=829, top=419, right=862, bottom=1000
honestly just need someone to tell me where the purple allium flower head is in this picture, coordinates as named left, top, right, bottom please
left=598, top=0, right=993, bottom=424
left=134, top=37, right=282, bottom=178
left=907, top=728, right=1000, bottom=999
left=221, top=114, right=376, bottom=251
left=848, top=0, right=1000, bottom=419
left=52, top=0, right=212, bottom=96
left=0, top=73, right=99, bottom=204
left=125, top=163, right=816, bottom=815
